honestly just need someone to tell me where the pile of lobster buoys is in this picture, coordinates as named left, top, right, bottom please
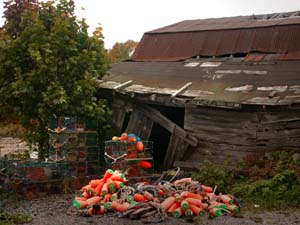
left=161, top=178, right=239, bottom=218
left=72, top=169, right=240, bottom=222
left=73, top=169, right=126, bottom=213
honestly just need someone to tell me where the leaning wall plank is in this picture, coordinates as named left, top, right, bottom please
left=136, top=104, right=198, bottom=146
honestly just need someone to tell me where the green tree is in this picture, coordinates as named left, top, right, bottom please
left=108, top=40, right=138, bottom=64
left=0, top=0, right=110, bottom=158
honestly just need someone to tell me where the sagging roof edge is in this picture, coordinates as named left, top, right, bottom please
left=96, top=80, right=300, bottom=110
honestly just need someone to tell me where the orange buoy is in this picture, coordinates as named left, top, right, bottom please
left=73, top=199, right=88, bottom=209
left=180, top=191, right=203, bottom=200
left=86, top=196, right=101, bottom=207
left=133, top=193, right=147, bottom=202
left=201, top=185, right=213, bottom=193
left=136, top=141, right=144, bottom=151
left=94, top=180, right=105, bottom=195
left=173, top=207, right=183, bottom=218
left=185, top=198, right=203, bottom=208
left=139, top=161, right=152, bottom=169
left=112, top=201, right=130, bottom=212
left=90, top=179, right=104, bottom=188
left=220, top=194, right=233, bottom=204
left=103, top=169, right=114, bottom=181
left=161, top=196, right=176, bottom=211
left=119, top=133, right=128, bottom=141
left=173, top=177, right=192, bottom=185
left=189, top=204, right=204, bottom=216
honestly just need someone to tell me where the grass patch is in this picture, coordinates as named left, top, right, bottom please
left=233, top=170, right=300, bottom=209
left=0, top=209, right=32, bottom=225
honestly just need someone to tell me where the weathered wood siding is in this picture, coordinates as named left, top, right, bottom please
left=182, top=106, right=300, bottom=167
left=111, top=96, right=300, bottom=169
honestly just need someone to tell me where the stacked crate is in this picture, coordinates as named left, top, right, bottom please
left=104, top=140, right=154, bottom=177
left=48, top=116, right=100, bottom=163
left=0, top=117, right=102, bottom=200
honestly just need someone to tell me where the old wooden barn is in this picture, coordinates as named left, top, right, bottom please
left=97, top=12, right=300, bottom=170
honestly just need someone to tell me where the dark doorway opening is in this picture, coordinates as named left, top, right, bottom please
left=148, top=105, right=185, bottom=170
left=150, top=104, right=185, bottom=128
left=149, top=123, right=171, bottom=170
left=120, top=111, right=132, bottom=134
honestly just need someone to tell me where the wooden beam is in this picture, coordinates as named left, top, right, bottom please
left=135, top=104, right=198, bottom=147
left=171, top=82, right=192, bottom=98
left=113, top=80, right=133, bottom=90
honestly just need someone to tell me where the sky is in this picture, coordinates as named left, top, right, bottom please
left=1, top=0, right=300, bottom=49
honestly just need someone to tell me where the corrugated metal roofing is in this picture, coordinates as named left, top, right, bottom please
left=101, top=58, right=300, bottom=106
left=132, top=12, right=300, bottom=62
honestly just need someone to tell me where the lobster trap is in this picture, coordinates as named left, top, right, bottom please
left=104, top=141, right=154, bottom=177
left=48, top=116, right=99, bottom=162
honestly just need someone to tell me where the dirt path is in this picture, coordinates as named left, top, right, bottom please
left=4, top=194, right=300, bottom=225
left=0, top=137, right=29, bottom=158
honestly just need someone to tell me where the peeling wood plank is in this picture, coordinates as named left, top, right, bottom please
left=164, top=134, right=178, bottom=169
left=163, top=134, right=189, bottom=169
left=242, top=70, right=268, bottom=75
left=111, top=98, right=131, bottom=131
left=174, top=140, right=189, bottom=162
left=257, top=129, right=300, bottom=139
left=124, top=108, right=154, bottom=141
left=225, top=85, right=254, bottom=92
left=139, top=118, right=153, bottom=141
left=261, top=118, right=300, bottom=124
left=171, top=82, right=192, bottom=98
left=126, top=110, right=141, bottom=134
left=192, top=132, right=256, bottom=146
left=215, top=70, right=241, bottom=74
left=259, top=111, right=300, bottom=123
left=245, top=96, right=280, bottom=104
left=257, top=86, right=288, bottom=92
left=135, top=104, right=198, bottom=146
left=112, top=108, right=126, bottom=131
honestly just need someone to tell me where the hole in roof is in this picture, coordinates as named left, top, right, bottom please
left=200, top=62, right=222, bottom=67
left=184, top=62, right=200, bottom=67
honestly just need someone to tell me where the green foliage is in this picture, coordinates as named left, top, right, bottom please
left=0, top=0, right=110, bottom=158
left=193, top=151, right=300, bottom=209
left=192, top=159, right=237, bottom=193
left=0, top=209, right=32, bottom=225
left=233, top=170, right=300, bottom=208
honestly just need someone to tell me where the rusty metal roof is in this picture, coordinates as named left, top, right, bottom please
left=132, top=12, right=300, bottom=62
left=100, top=58, right=300, bottom=106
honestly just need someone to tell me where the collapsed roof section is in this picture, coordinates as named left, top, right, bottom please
left=132, top=11, right=300, bottom=61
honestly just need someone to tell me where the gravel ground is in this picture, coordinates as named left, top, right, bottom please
left=4, top=194, right=300, bottom=225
